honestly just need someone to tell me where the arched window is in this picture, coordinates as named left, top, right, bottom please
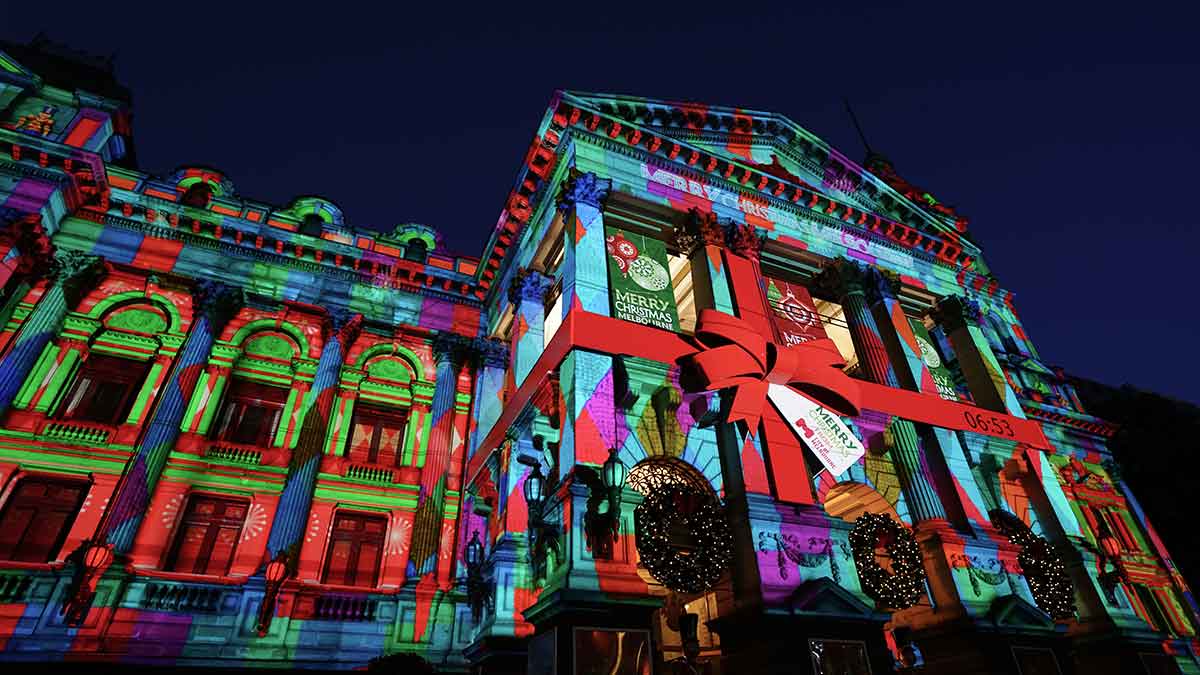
left=299, top=213, right=325, bottom=238
left=333, top=344, right=425, bottom=468
left=180, top=182, right=213, bottom=209
left=209, top=377, right=288, bottom=447
left=55, top=351, right=150, bottom=425
left=403, top=239, right=428, bottom=263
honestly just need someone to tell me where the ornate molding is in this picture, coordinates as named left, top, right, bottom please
left=672, top=208, right=725, bottom=256
left=192, top=280, right=244, bottom=328
left=432, top=332, right=474, bottom=366
left=555, top=170, right=611, bottom=211
left=324, top=309, right=363, bottom=346
left=864, top=267, right=902, bottom=305
left=473, top=337, right=510, bottom=369
left=506, top=267, right=555, bottom=306
left=812, top=257, right=870, bottom=300
left=724, top=222, right=764, bottom=260
left=930, top=295, right=984, bottom=333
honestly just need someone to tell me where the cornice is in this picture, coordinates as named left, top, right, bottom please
left=79, top=212, right=482, bottom=308
left=1023, top=401, right=1118, bottom=439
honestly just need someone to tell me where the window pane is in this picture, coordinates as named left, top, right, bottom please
left=0, top=506, right=36, bottom=559
left=172, top=524, right=208, bottom=573
left=205, top=526, right=239, bottom=575
left=354, top=542, right=381, bottom=587
left=324, top=540, right=352, bottom=585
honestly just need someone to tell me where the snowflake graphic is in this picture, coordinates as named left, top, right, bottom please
left=161, top=494, right=184, bottom=525
left=388, top=518, right=411, bottom=556
left=305, top=512, right=322, bottom=543
left=241, top=502, right=267, bottom=542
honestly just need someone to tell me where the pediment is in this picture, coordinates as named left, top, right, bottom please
left=787, top=577, right=882, bottom=621
left=989, top=594, right=1055, bottom=631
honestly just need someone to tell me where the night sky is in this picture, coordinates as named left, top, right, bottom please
left=2, top=4, right=1197, bottom=403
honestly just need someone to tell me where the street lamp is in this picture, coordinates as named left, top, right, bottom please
left=523, top=462, right=547, bottom=523
left=256, top=556, right=291, bottom=636
left=602, top=446, right=628, bottom=515
left=464, top=531, right=489, bottom=623
left=63, top=540, right=113, bottom=625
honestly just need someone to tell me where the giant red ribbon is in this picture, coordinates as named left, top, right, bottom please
left=687, top=309, right=862, bottom=432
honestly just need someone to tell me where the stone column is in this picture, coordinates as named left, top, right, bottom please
left=411, top=332, right=470, bottom=579
left=264, top=310, right=362, bottom=568
left=507, top=268, right=554, bottom=386
left=468, top=337, right=509, bottom=460
left=556, top=170, right=612, bottom=317
left=814, top=259, right=947, bottom=524
left=100, top=281, right=243, bottom=553
left=0, top=250, right=103, bottom=412
left=930, top=295, right=1024, bottom=416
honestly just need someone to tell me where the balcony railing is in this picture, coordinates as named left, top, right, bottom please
left=139, top=581, right=225, bottom=613
left=42, top=421, right=111, bottom=445
left=312, top=594, right=378, bottom=622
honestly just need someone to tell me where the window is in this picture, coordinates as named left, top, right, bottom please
left=299, top=213, right=325, bottom=237
left=165, top=495, right=247, bottom=575
left=813, top=299, right=860, bottom=373
left=543, top=281, right=563, bottom=349
left=211, top=378, right=288, bottom=447
left=0, top=477, right=87, bottom=562
left=56, top=353, right=150, bottom=425
left=1012, top=647, right=1062, bottom=674
left=345, top=403, right=408, bottom=466
left=809, top=639, right=872, bottom=675
left=1134, top=585, right=1172, bottom=633
left=322, top=512, right=386, bottom=587
left=180, top=183, right=213, bottom=209
left=403, top=239, right=428, bottom=263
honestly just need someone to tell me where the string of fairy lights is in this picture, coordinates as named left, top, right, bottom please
left=848, top=512, right=927, bottom=609
left=995, top=518, right=1077, bottom=620
left=634, top=485, right=734, bottom=594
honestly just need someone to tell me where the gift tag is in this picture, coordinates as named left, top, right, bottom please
left=767, top=383, right=866, bottom=476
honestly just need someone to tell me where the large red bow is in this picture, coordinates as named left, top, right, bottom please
left=686, top=309, right=861, bottom=435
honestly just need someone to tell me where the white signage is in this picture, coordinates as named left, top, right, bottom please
left=766, top=383, right=866, bottom=476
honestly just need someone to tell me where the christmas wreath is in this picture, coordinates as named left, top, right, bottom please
left=634, top=485, right=734, bottom=594
left=990, top=510, right=1076, bottom=620
left=849, top=513, right=926, bottom=609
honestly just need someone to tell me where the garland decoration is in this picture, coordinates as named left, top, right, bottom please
left=849, top=513, right=926, bottom=609
left=634, top=485, right=734, bottom=594
left=990, top=510, right=1076, bottom=620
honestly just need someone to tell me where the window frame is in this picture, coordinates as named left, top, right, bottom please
left=164, top=493, right=249, bottom=576
left=54, top=352, right=151, bottom=426
left=210, top=377, right=289, bottom=447
left=0, top=475, right=89, bottom=563
left=320, top=510, right=387, bottom=588
left=343, top=401, right=409, bottom=466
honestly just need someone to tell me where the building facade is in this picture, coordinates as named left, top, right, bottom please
left=0, top=38, right=1196, bottom=674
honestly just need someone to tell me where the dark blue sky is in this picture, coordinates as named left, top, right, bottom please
left=3, top=3, right=1197, bottom=403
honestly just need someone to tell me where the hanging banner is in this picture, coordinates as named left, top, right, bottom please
left=907, top=318, right=960, bottom=402
left=767, top=383, right=866, bottom=476
left=606, top=227, right=679, bottom=332
left=764, top=276, right=827, bottom=347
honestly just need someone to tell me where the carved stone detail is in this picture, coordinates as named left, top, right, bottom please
left=812, top=258, right=870, bottom=301
left=193, top=281, right=244, bottom=327
left=672, top=208, right=725, bottom=256
left=432, top=332, right=473, bottom=366
left=555, top=170, right=611, bottom=211
left=506, top=267, right=555, bottom=306
left=473, top=337, right=510, bottom=369
left=724, top=222, right=764, bottom=260
left=930, top=295, right=984, bottom=333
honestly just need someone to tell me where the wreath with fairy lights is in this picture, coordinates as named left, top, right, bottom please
left=990, top=510, right=1076, bottom=620
left=849, top=513, right=926, bottom=609
left=634, top=485, right=734, bottom=594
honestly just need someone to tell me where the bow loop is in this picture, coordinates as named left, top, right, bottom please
left=684, top=309, right=862, bottom=435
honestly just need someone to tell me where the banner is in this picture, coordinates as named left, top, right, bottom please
left=764, top=276, right=827, bottom=346
left=907, top=318, right=960, bottom=402
left=606, top=228, right=679, bottom=332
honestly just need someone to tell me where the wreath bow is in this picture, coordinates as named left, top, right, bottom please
left=686, top=309, right=862, bottom=435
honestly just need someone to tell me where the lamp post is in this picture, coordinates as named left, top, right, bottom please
left=464, top=531, right=488, bottom=623
left=256, top=556, right=291, bottom=636
left=63, top=540, right=113, bottom=625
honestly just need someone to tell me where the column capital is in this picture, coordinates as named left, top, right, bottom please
left=812, top=257, right=870, bottom=301
left=672, top=208, right=726, bottom=257
left=723, top=222, right=764, bottom=260
left=864, top=267, right=903, bottom=306
left=930, top=295, right=983, bottom=333
left=555, top=170, right=611, bottom=211
left=507, top=267, right=555, bottom=306
left=432, top=332, right=473, bottom=367
left=192, top=280, right=244, bottom=327
left=473, top=337, right=510, bottom=369
left=323, top=308, right=363, bottom=345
